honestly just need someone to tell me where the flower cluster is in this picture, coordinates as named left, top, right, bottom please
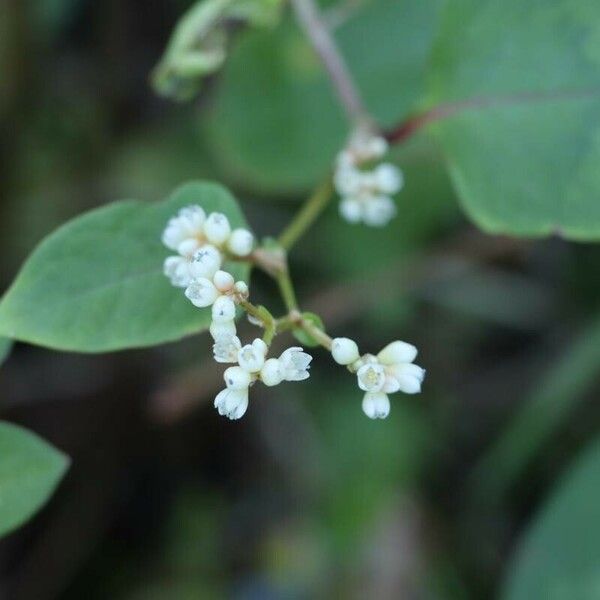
left=334, top=133, right=403, bottom=227
left=331, top=338, right=425, bottom=419
left=213, top=334, right=312, bottom=419
left=162, top=205, right=254, bottom=288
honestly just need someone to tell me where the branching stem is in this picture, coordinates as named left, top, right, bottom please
left=289, top=0, right=369, bottom=124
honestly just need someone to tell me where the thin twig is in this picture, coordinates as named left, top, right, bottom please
left=290, top=0, right=369, bottom=124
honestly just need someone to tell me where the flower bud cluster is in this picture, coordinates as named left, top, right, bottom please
left=334, top=133, right=403, bottom=227
left=213, top=334, right=313, bottom=419
left=162, top=205, right=254, bottom=288
left=331, top=338, right=425, bottom=419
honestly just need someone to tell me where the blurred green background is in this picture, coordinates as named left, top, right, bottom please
left=1, top=0, right=600, bottom=598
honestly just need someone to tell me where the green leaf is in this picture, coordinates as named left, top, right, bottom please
left=0, top=182, right=250, bottom=352
left=0, top=421, right=69, bottom=537
left=428, top=0, right=600, bottom=239
left=292, top=312, right=325, bottom=347
left=206, top=0, right=444, bottom=192
left=501, top=435, right=600, bottom=600
left=0, top=337, right=12, bottom=366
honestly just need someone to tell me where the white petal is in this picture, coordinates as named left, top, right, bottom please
left=185, top=278, right=218, bottom=307
left=375, top=163, right=403, bottom=194
left=213, top=333, right=241, bottom=363
left=390, top=364, right=425, bottom=394
left=163, top=256, right=191, bottom=288
left=331, top=337, right=360, bottom=366
left=204, top=212, right=231, bottom=245
left=363, top=196, right=396, bottom=227
left=237, top=343, right=266, bottom=374
left=211, top=295, right=236, bottom=322
left=177, top=238, right=201, bottom=258
left=189, top=244, right=222, bottom=279
left=362, top=392, right=390, bottom=419
left=377, top=341, right=418, bottom=365
left=213, top=270, right=235, bottom=292
left=210, top=319, right=236, bottom=340
left=224, top=366, right=252, bottom=390
left=227, top=229, right=254, bottom=257
left=339, top=198, right=363, bottom=223
left=260, top=358, right=284, bottom=387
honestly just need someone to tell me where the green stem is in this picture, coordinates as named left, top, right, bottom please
left=276, top=268, right=299, bottom=312
left=296, top=312, right=333, bottom=351
left=278, top=178, right=334, bottom=250
left=239, top=300, right=276, bottom=344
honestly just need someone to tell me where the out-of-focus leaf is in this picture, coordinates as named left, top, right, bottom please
left=152, top=0, right=282, bottom=101
left=0, top=422, right=69, bottom=537
left=501, top=435, right=600, bottom=600
left=0, top=182, right=249, bottom=352
left=0, top=337, right=12, bottom=366
left=428, top=0, right=600, bottom=239
left=206, top=0, right=444, bottom=192
left=470, top=313, right=600, bottom=503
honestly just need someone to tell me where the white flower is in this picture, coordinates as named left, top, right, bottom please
left=278, top=347, right=312, bottom=381
left=162, top=205, right=206, bottom=251
left=189, top=244, right=222, bottom=279
left=212, top=295, right=236, bottom=322
left=213, top=270, right=235, bottom=293
left=362, top=392, right=390, bottom=419
left=377, top=340, right=424, bottom=394
left=223, top=366, right=252, bottom=390
left=204, top=212, right=231, bottom=245
left=357, top=362, right=386, bottom=392
left=214, top=388, right=249, bottom=420
left=331, top=337, right=360, bottom=366
left=260, top=358, right=284, bottom=386
left=213, top=333, right=241, bottom=363
left=237, top=339, right=267, bottom=373
left=163, top=256, right=192, bottom=288
left=185, top=277, right=219, bottom=307
left=333, top=133, right=403, bottom=228
left=227, top=228, right=254, bottom=257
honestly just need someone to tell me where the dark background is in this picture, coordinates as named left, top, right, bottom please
left=1, top=1, right=600, bottom=598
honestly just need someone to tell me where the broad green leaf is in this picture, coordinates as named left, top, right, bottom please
left=0, top=337, right=12, bottom=366
left=428, top=0, right=600, bottom=239
left=502, top=436, right=600, bottom=600
left=206, top=0, right=444, bottom=192
left=0, top=421, right=69, bottom=537
left=469, top=313, right=600, bottom=504
left=0, top=182, right=250, bottom=352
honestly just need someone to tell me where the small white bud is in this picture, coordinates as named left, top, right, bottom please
left=279, top=347, right=312, bottom=381
left=214, top=388, right=249, bottom=420
left=223, top=366, right=252, bottom=390
left=177, top=238, right=200, bottom=258
left=251, top=338, right=268, bottom=356
left=377, top=341, right=418, bottom=366
left=363, top=195, right=396, bottom=227
left=375, top=163, right=403, bottom=194
left=227, top=228, right=254, bottom=257
left=260, top=358, right=284, bottom=386
left=162, top=222, right=187, bottom=251
left=204, top=212, right=231, bottom=245
left=334, top=167, right=362, bottom=196
left=211, top=295, right=236, bottom=322
left=189, top=245, right=222, bottom=279
left=178, top=205, right=206, bottom=234
left=387, top=363, right=425, bottom=394
left=163, top=256, right=191, bottom=288
left=357, top=363, right=386, bottom=392
left=213, top=270, right=235, bottom=292
left=185, top=278, right=218, bottom=308
left=210, top=319, right=236, bottom=340
left=331, top=337, right=360, bottom=365
left=339, top=198, right=363, bottom=223
left=362, top=392, right=390, bottom=419
left=234, top=281, right=249, bottom=298
left=365, top=136, right=388, bottom=158
left=237, top=342, right=266, bottom=373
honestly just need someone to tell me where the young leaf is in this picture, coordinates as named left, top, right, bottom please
left=428, top=0, right=600, bottom=239
left=0, top=182, right=250, bottom=352
left=501, top=436, right=600, bottom=599
left=293, top=312, right=325, bottom=347
left=0, top=422, right=69, bottom=538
